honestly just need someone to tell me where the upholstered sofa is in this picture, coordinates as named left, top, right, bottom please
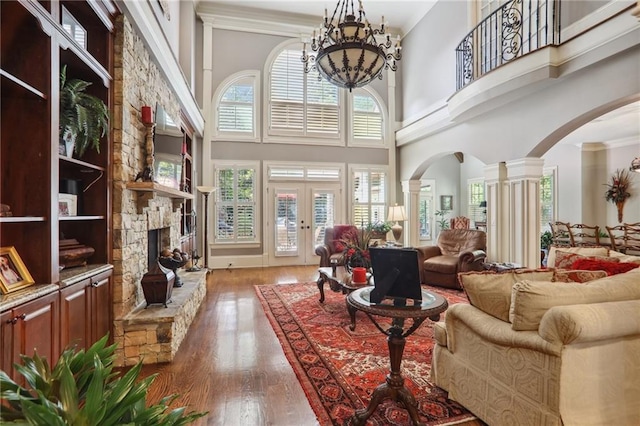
left=415, top=229, right=486, bottom=289
left=430, top=253, right=640, bottom=426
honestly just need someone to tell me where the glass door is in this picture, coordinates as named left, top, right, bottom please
left=269, top=183, right=340, bottom=265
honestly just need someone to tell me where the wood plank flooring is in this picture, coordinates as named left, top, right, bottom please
left=139, top=266, right=483, bottom=426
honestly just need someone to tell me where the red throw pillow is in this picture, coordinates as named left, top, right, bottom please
left=571, top=258, right=640, bottom=276
left=332, top=225, right=354, bottom=253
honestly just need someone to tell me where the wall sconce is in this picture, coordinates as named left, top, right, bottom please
left=196, top=186, right=216, bottom=271
left=387, top=204, right=407, bottom=245
left=631, top=157, right=640, bottom=173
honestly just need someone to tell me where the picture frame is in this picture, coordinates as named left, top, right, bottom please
left=440, top=195, right=453, bottom=211
left=0, top=246, right=35, bottom=294
left=59, top=193, right=78, bottom=216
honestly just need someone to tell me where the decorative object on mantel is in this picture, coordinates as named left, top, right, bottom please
left=0, top=246, right=34, bottom=294
left=0, top=203, right=12, bottom=217
left=59, top=239, right=95, bottom=269
left=604, top=168, right=633, bottom=222
left=196, top=186, right=216, bottom=271
left=141, top=261, right=175, bottom=308
left=158, top=248, right=189, bottom=287
left=59, top=65, right=109, bottom=158
left=139, top=104, right=156, bottom=182
left=302, top=0, right=402, bottom=91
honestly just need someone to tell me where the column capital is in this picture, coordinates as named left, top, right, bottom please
left=506, top=158, right=544, bottom=180
left=484, top=162, right=507, bottom=183
left=401, top=180, right=422, bottom=193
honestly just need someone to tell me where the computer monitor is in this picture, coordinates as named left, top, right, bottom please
left=369, top=247, right=422, bottom=304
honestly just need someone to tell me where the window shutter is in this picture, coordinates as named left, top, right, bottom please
left=353, top=93, right=382, bottom=140
left=271, top=49, right=304, bottom=131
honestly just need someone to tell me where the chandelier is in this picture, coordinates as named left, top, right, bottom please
left=302, top=0, right=402, bottom=91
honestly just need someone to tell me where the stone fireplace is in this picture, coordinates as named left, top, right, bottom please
left=111, top=15, right=206, bottom=366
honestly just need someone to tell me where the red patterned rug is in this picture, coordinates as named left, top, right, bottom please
left=255, top=282, right=476, bottom=426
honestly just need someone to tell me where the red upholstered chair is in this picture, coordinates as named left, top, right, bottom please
left=314, top=225, right=357, bottom=267
left=450, top=216, right=470, bottom=229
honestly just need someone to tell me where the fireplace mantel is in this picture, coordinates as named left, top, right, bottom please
left=126, top=182, right=194, bottom=213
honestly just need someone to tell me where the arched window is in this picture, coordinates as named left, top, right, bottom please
left=214, top=71, right=260, bottom=141
left=267, top=42, right=341, bottom=143
left=350, top=88, right=384, bottom=147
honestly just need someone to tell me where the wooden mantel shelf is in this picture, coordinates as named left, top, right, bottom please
left=127, top=182, right=194, bottom=213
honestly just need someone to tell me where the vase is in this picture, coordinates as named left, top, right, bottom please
left=616, top=201, right=625, bottom=223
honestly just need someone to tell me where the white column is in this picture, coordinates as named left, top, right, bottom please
left=484, top=162, right=507, bottom=262
left=402, top=180, right=421, bottom=247
left=387, top=71, right=398, bottom=204
left=505, top=158, right=545, bottom=268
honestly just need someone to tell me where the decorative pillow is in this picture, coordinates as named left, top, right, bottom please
left=510, top=278, right=640, bottom=331
left=571, top=258, right=640, bottom=276
left=332, top=225, right=354, bottom=253
left=553, top=269, right=608, bottom=283
left=554, top=250, right=619, bottom=269
left=459, top=269, right=553, bottom=322
left=547, top=246, right=609, bottom=269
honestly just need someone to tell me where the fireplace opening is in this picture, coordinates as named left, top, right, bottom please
left=148, top=228, right=171, bottom=268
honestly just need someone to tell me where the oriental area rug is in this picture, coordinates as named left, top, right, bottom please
left=255, top=282, right=476, bottom=426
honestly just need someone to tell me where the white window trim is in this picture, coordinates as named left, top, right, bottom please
left=348, top=164, right=389, bottom=225
left=213, top=70, right=261, bottom=142
left=211, top=159, right=261, bottom=248
left=263, top=39, right=345, bottom=146
left=467, top=177, right=486, bottom=224
left=419, top=179, right=436, bottom=242
left=347, top=87, right=387, bottom=148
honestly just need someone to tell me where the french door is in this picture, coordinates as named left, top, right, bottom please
left=268, top=183, right=341, bottom=266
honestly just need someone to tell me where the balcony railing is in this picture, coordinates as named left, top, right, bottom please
left=456, top=0, right=561, bottom=90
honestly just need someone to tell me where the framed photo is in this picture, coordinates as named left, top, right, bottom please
left=0, top=246, right=35, bottom=294
left=59, top=193, right=77, bottom=216
left=440, top=195, right=453, bottom=211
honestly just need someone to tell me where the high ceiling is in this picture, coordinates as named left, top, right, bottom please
left=198, top=1, right=639, bottom=151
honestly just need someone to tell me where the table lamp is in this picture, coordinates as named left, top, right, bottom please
left=196, top=186, right=216, bottom=270
left=387, top=204, right=407, bottom=245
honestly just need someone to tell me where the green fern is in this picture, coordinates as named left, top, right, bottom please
left=60, top=65, right=109, bottom=157
left=0, top=335, right=207, bottom=425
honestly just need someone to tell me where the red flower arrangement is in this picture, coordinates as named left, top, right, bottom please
left=339, top=228, right=372, bottom=270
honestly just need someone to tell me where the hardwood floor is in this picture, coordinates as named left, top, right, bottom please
left=140, top=266, right=483, bottom=426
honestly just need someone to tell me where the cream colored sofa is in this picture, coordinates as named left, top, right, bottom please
left=431, top=256, right=640, bottom=426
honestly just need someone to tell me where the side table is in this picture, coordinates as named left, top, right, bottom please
left=346, top=287, right=448, bottom=426
left=316, top=266, right=369, bottom=303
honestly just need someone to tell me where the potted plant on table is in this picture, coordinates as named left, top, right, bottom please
left=366, top=221, right=392, bottom=240
left=0, top=335, right=207, bottom=425
left=59, top=65, right=109, bottom=158
left=339, top=227, right=372, bottom=272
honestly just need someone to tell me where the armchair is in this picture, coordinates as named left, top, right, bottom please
left=314, top=225, right=356, bottom=267
left=415, top=229, right=486, bottom=289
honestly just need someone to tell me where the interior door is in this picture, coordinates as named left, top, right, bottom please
left=269, top=183, right=340, bottom=266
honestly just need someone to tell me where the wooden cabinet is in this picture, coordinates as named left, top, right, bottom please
left=0, top=292, right=59, bottom=382
left=60, top=267, right=113, bottom=350
left=0, top=0, right=116, bottom=376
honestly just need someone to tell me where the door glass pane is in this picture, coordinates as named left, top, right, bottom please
left=275, top=191, right=298, bottom=253
left=313, top=191, right=335, bottom=246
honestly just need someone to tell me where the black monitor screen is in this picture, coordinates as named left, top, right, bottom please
left=369, top=247, right=422, bottom=303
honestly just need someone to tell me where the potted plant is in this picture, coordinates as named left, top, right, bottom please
left=366, top=221, right=391, bottom=240
left=540, top=230, right=553, bottom=266
left=0, top=335, right=207, bottom=424
left=435, top=210, right=450, bottom=232
left=59, top=65, right=109, bottom=158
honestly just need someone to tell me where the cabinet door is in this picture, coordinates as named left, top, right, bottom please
left=90, top=272, right=112, bottom=343
left=1, top=309, right=17, bottom=377
left=12, top=292, right=59, bottom=383
left=60, top=280, right=91, bottom=350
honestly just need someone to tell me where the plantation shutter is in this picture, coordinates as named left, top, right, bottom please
left=270, top=49, right=304, bottom=131
left=353, top=92, right=382, bottom=140
left=353, top=169, right=386, bottom=227
left=215, top=166, right=257, bottom=242
left=219, top=82, right=254, bottom=133
left=306, top=69, right=339, bottom=135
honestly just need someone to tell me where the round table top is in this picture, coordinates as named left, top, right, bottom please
left=347, top=287, right=448, bottom=319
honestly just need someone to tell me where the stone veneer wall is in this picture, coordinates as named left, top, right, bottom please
left=111, top=15, right=187, bottom=366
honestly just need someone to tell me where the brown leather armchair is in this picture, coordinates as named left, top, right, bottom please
left=315, top=225, right=356, bottom=267
left=415, top=229, right=487, bottom=289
